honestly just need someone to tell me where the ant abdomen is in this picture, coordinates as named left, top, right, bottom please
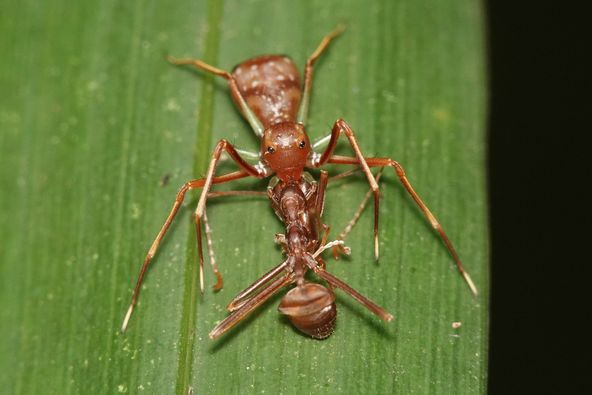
left=278, top=282, right=337, bottom=339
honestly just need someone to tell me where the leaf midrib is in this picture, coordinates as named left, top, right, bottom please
left=174, top=1, right=224, bottom=394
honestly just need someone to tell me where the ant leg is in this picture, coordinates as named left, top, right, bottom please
left=319, top=224, right=331, bottom=247
left=312, top=134, right=332, bottom=151
left=226, top=233, right=343, bottom=315
left=121, top=170, right=252, bottom=332
left=206, top=190, right=267, bottom=199
left=314, top=171, right=339, bottom=265
left=331, top=168, right=385, bottom=260
left=305, top=255, right=393, bottom=322
left=327, top=167, right=363, bottom=182
left=316, top=226, right=331, bottom=275
left=193, top=140, right=269, bottom=295
left=310, top=119, right=381, bottom=260
left=312, top=239, right=350, bottom=291
left=209, top=274, right=293, bottom=339
left=312, top=239, right=349, bottom=259
left=324, top=166, right=370, bottom=257
left=297, top=25, right=346, bottom=124
left=202, top=210, right=223, bottom=291
left=226, top=259, right=290, bottom=312
left=327, top=154, right=478, bottom=296
left=166, top=56, right=264, bottom=137
left=315, top=170, right=329, bottom=218
left=274, top=233, right=289, bottom=254
left=201, top=189, right=268, bottom=291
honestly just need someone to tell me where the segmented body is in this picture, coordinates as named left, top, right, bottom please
left=267, top=175, right=336, bottom=338
left=235, top=55, right=338, bottom=338
left=232, top=56, right=302, bottom=128
left=122, top=27, right=474, bottom=341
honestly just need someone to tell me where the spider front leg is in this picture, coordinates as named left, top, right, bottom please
left=304, top=254, right=393, bottom=322
left=297, top=25, right=345, bottom=124
left=326, top=155, right=478, bottom=296
left=121, top=170, right=251, bottom=332
left=210, top=274, right=293, bottom=339
left=166, top=56, right=264, bottom=137
left=310, top=118, right=381, bottom=259
left=193, top=139, right=269, bottom=294
left=329, top=168, right=386, bottom=260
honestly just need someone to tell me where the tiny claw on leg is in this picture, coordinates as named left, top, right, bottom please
left=199, top=261, right=204, bottom=294
left=462, top=271, right=479, bottom=297
left=374, top=190, right=380, bottom=261
left=121, top=304, right=134, bottom=333
left=331, top=242, right=352, bottom=260
left=374, top=231, right=379, bottom=261
left=213, top=270, right=224, bottom=291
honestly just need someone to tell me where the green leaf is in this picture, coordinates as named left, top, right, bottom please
left=0, top=0, right=488, bottom=393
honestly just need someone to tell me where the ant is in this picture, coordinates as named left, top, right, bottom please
left=121, top=26, right=477, bottom=339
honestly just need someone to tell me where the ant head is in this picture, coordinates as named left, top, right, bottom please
left=261, top=122, right=311, bottom=182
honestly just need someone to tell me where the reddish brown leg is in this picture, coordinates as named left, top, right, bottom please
left=327, top=154, right=478, bottom=296
left=202, top=210, right=223, bottom=291
left=201, top=189, right=268, bottom=291
left=311, top=119, right=381, bottom=260
left=206, top=190, right=267, bottom=198
left=226, top=259, right=290, bottom=312
left=297, top=25, right=345, bottom=124
left=274, top=233, right=289, bottom=254
left=305, top=255, right=393, bottom=322
left=327, top=167, right=363, bottom=182
left=167, top=56, right=264, bottom=137
left=209, top=274, right=293, bottom=339
left=319, top=224, right=331, bottom=247
left=316, top=225, right=331, bottom=275
left=331, top=168, right=385, bottom=259
left=315, top=170, right=329, bottom=218
left=121, top=170, right=252, bottom=332
left=193, top=140, right=268, bottom=295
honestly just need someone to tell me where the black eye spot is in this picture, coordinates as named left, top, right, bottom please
left=299, top=140, right=306, bottom=148
left=267, top=146, right=275, bottom=154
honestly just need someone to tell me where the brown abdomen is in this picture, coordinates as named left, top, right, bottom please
left=232, top=55, right=302, bottom=129
left=278, top=282, right=337, bottom=339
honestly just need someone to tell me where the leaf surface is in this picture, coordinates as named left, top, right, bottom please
left=0, top=0, right=488, bottom=393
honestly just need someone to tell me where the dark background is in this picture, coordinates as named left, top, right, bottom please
left=487, top=1, right=588, bottom=393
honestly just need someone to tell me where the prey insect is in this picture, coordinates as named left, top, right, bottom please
left=121, top=26, right=478, bottom=339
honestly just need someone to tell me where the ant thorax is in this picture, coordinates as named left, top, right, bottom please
left=267, top=172, right=320, bottom=252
